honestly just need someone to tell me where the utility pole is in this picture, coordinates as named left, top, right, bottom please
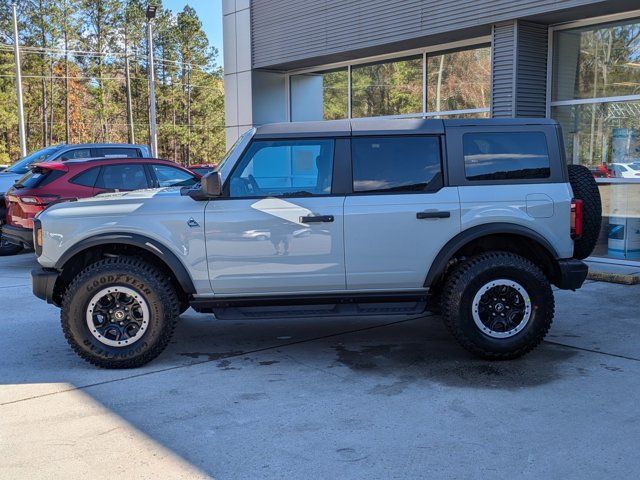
left=12, top=0, right=27, bottom=157
left=63, top=0, right=70, bottom=144
left=146, top=4, right=158, bottom=157
left=124, top=41, right=135, bottom=144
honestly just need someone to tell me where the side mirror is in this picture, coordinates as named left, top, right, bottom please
left=201, top=171, right=222, bottom=197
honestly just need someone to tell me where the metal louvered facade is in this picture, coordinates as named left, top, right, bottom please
left=491, top=20, right=549, bottom=118
left=249, top=0, right=637, bottom=70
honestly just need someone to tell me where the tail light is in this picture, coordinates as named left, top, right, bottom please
left=19, top=195, right=59, bottom=207
left=571, top=199, right=583, bottom=239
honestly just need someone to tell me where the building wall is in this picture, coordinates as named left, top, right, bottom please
left=250, top=0, right=637, bottom=70
left=223, top=0, right=640, bottom=146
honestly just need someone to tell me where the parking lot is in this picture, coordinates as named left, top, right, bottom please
left=1, top=252, right=640, bottom=479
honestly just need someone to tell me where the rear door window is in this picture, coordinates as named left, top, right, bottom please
left=96, top=164, right=150, bottom=191
left=351, top=136, right=442, bottom=193
left=463, top=132, right=550, bottom=181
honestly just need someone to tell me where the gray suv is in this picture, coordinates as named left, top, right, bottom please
left=31, top=119, right=601, bottom=368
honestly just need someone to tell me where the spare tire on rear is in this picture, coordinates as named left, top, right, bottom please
left=568, top=164, right=602, bottom=259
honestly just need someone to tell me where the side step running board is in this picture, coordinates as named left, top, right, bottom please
left=190, top=291, right=429, bottom=320
left=212, top=301, right=427, bottom=320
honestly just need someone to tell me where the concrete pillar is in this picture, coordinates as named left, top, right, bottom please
left=223, top=0, right=253, bottom=147
left=223, top=0, right=288, bottom=148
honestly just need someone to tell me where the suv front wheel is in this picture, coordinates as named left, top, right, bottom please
left=61, top=257, right=180, bottom=368
left=441, top=252, right=554, bottom=359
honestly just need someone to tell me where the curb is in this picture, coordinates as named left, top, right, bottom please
left=587, top=270, right=640, bottom=285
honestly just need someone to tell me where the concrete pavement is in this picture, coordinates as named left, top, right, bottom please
left=1, top=252, right=640, bottom=479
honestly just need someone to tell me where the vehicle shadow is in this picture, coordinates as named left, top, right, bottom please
left=166, top=311, right=578, bottom=391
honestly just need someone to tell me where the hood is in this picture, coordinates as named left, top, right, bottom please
left=0, top=171, right=21, bottom=194
left=42, top=187, right=187, bottom=218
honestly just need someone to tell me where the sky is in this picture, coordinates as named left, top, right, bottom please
left=163, top=0, right=224, bottom=61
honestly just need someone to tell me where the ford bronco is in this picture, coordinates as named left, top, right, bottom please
left=31, top=118, right=601, bottom=368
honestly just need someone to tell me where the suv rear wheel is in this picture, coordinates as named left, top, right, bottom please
left=441, top=252, right=554, bottom=359
left=61, top=257, right=180, bottom=368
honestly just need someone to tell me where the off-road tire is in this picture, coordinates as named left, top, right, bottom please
left=61, top=257, right=180, bottom=368
left=568, top=164, right=602, bottom=259
left=441, top=252, right=554, bottom=360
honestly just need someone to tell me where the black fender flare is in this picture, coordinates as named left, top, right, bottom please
left=424, top=223, right=560, bottom=287
left=55, top=232, right=196, bottom=294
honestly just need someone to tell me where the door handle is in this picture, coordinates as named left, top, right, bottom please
left=300, top=215, right=334, bottom=223
left=417, top=210, right=450, bottom=219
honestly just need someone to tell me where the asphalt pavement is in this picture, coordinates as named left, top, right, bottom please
left=1, top=252, right=640, bottom=479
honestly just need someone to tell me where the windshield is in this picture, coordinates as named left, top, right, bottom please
left=5, top=146, right=64, bottom=175
left=216, top=129, right=255, bottom=181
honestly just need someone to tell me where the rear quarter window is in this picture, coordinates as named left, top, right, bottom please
left=69, top=167, right=100, bottom=188
left=463, top=132, right=550, bottom=181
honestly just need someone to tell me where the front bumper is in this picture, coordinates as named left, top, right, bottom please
left=32, top=268, right=60, bottom=304
left=2, top=224, right=33, bottom=249
left=555, top=258, right=589, bottom=290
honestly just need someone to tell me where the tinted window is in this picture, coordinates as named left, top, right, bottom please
left=58, top=148, right=92, bottom=161
left=230, top=139, right=334, bottom=197
left=16, top=169, right=65, bottom=189
left=100, top=148, right=141, bottom=158
left=69, top=167, right=100, bottom=187
left=151, top=164, right=198, bottom=187
left=96, top=164, right=149, bottom=191
left=463, top=132, right=550, bottom=181
left=352, top=136, right=442, bottom=193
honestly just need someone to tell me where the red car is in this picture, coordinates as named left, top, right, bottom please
left=2, top=157, right=200, bottom=251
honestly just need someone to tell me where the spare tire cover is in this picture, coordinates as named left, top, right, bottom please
left=568, top=164, right=602, bottom=260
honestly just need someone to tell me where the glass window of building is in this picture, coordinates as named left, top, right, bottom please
left=351, top=56, right=422, bottom=118
left=290, top=68, right=348, bottom=121
left=553, top=20, right=640, bottom=101
left=552, top=17, right=640, bottom=261
left=289, top=44, right=490, bottom=120
left=426, top=46, right=491, bottom=113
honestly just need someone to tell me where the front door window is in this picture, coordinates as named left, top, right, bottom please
left=229, top=139, right=334, bottom=197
